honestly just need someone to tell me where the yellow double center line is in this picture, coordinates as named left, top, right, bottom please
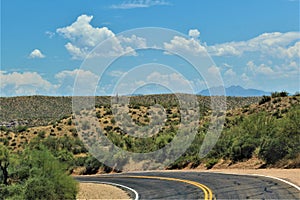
left=126, top=175, right=214, bottom=200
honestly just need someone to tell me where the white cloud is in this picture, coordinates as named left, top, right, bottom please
left=208, top=43, right=241, bottom=56
left=241, top=73, right=250, bottom=82
left=29, top=49, right=45, bottom=59
left=188, top=29, right=200, bottom=38
left=284, top=41, right=300, bottom=58
left=113, top=71, right=195, bottom=95
left=224, top=68, right=236, bottom=77
left=163, top=31, right=299, bottom=59
left=257, top=65, right=275, bottom=75
left=164, top=36, right=206, bottom=55
left=108, top=70, right=126, bottom=77
left=57, top=15, right=114, bottom=47
left=146, top=72, right=190, bottom=92
left=45, top=31, right=55, bottom=39
left=246, top=59, right=299, bottom=80
left=247, top=61, right=267, bottom=75
left=57, top=14, right=146, bottom=59
left=110, top=0, right=170, bottom=9
left=239, top=59, right=300, bottom=91
left=223, top=63, right=233, bottom=68
left=0, top=71, right=52, bottom=96
left=207, top=65, right=221, bottom=76
left=119, top=35, right=147, bottom=48
left=64, top=43, right=88, bottom=59
left=208, top=32, right=300, bottom=58
left=0, top=69, right=103, bottom=96
left=55, top=69, right=99, bottom=95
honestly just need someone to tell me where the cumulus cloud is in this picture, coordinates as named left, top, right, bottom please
left=246, top=61, right=282, bottom=79
left=115, top=71, right=194, bottom=95
left=207, top=65, right=221, bottom=76
left=0, top=71, right=52, bottom=96
left=188, top=29, right=200, bottom=38
left=284, top=41, right=300, bottom=58
left=110, top=0, right=171, bottom=9
left=57, top=14, right=146, bottom=59
left=29, top=49, right=45, bottom=59
left=208, top=32, right=300, bottom=58
left=0, top=69, right=104, bottom=96
left=146, top=71, right=191, bottom=92
left=224, top=68, right=237, bottom=77
left=164, top=36, right=206, bottom=55
left=164, top=30, right=299, bottom=59
left=55, top=69, right=100, bottom=95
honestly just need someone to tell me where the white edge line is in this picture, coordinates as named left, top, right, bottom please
left=203, top=171, right=300, bottom=191
left=250, top=174, right=300, bottom=191
left=80, top=180, right=139, bottom=200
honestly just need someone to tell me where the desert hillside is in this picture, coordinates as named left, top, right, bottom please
left=0, top=93, right=299, bottom=174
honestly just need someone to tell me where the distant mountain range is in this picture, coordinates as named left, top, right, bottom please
left=199, top=85, right=271, bottom=97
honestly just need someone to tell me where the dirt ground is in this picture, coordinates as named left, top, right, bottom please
left=77, top=183, right=130, bottom=200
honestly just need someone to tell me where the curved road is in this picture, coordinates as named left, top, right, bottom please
left=75, top=171, right=300, bottom=199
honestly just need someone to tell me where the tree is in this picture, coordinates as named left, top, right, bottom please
left=0, top=145, right=10, bottom=185
left=1, top=145, right=78, bottom=200
left=21, top=146, right=78, bottom=200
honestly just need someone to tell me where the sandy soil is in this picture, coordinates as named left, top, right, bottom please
left=77, top=183, right=131, bottom=200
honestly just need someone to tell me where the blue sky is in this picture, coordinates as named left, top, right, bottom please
left=1, top=0, right=299, bottom=96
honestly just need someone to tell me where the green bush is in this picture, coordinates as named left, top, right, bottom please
left=0, top=146, right=78, bottom=199
left=24, top=177, right=55, bottom=200
left=259, top=95, right=271, bottom=105
left=205, top=158, right=218, bottom=169
left=16, top=125, right=28, bottom=133
left=259, top=138, right=288, bottom=164
left=271, top=91, right=289, bottom=98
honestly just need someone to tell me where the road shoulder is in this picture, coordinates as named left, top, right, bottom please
left=77, top=182, right=131, bottom=200
left=195, top=168, right=300, bottom=187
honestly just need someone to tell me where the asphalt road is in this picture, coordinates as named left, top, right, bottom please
left=75, top=171, right=300, bottom=199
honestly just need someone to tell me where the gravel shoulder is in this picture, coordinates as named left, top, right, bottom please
left=77, top=182, right=131, bottom=200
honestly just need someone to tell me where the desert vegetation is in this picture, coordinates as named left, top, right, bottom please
left=0, top=144, right=78, bottom=199
left=0, top=93, right=299, bottom=198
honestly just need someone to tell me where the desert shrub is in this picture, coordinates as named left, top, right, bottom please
left=2, top=183, right=24, bottom=200
left=111, top=118, right=116, bottom=124
left=37, top=131, right=46, bottom=139
left=272, top=98, right=281, bottom=104
left=279, top=91, right=288, bottom=97
left=241, top=143, right=256, bottom=159
left=271, top=91, right=289, bottom=98
left=84, top=156, right=103, bottom=174
left=23, top=177, right=56, bottom=200
left=16, top=125, right=28, bottom=133
left=96, top=112, right=101, bottom=119
left=0, top=126, right=8, bottom=131
left=259, top=95, right=271, bottom=105
left=259, top=137, right=288, bottom=164
left=67, top=119, right=72, bottom=125
left=205, top=158, right=218, bottom=169
left=104, top=126, right=113, bottom=132
left=1, top=146, right=78, bottom=200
